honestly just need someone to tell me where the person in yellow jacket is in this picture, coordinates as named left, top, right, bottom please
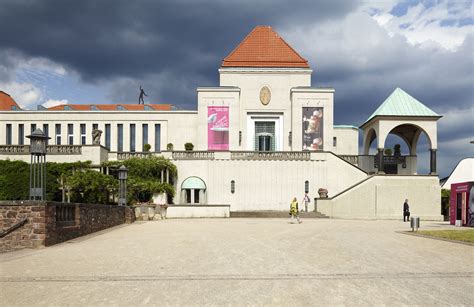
left=289, top=197, right=302, bottom=224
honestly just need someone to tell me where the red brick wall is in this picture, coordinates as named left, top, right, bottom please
left=0, top=201, right=135, bottom=253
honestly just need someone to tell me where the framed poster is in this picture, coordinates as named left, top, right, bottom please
left=208, top=106, right=229, bottom=150
left=302, top=107, right=323, bottom=151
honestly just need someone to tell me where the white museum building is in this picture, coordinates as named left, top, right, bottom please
left=0, top=26, right=443, bottom=220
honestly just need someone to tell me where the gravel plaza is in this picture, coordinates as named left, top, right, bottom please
left=1, top=218, right=473, bottom=306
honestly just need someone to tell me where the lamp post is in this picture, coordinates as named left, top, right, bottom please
left=118, top=165, right=128, bottom=206
left=26, top=129, right=50, bottom=200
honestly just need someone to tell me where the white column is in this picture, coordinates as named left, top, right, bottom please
left=190, top=189, right=195, bottom=204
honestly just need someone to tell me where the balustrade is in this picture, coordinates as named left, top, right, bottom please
left=0, top=145, right=82, bottom=155
left=55, top=205, right=76, bottom=226
left=231, top=151, right=310, bottom=161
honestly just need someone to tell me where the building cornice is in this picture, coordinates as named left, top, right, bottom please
left=291, top=87, right=335, bottom=93
left=218, top=67, right=312, bottom=74
left=197, top=87, right=241, bottom=92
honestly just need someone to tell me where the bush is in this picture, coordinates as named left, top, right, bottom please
left=384, top=148, right=393, bottom=156
left=184, top=142, right=194, bottom=151
left=67, top=170, right=117, bottom=204
left=143, top=143, right=151, bottom=152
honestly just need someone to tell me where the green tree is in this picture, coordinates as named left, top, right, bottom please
left=67, top=170, right=117, bottom=204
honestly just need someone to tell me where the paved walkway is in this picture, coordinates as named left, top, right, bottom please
left=1, top=219, right=473, bottom=306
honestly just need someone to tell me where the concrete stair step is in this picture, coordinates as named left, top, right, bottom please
left=230, top=211, right=329, bottom=218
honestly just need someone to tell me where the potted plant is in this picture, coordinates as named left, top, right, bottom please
left=166, top=143, right=174, bottom=151
left=184, top=142, right=194, bottom=151
left=384, top=148, right=393, bottom=156
left=143, top=143, right=151, bottom=152
left=318, top=188, right=328, bottom=198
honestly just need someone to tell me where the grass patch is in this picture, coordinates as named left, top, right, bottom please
left=417, top=230, right=474, bottom=244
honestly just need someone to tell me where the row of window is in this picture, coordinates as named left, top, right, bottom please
left=5, top=123, right=161, bottom=152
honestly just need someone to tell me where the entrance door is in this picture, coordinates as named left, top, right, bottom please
left=255, top=122, right=275, bottom=151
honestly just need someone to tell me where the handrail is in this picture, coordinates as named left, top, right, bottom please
left=0, top=218, right=28, bottom=238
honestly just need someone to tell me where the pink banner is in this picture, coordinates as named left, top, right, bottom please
left=208, top=106, right=229, bottom=150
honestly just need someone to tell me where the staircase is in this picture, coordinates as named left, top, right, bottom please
left=230, top=211, right=328, bottom=218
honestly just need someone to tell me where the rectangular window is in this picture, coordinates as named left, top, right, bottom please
left=105, top=124, right=111, bottom=149
left=80, top=124, right=86, bottom=145
left=117, top=124, right=123, bottom=152
left=31, top=124, right=36, bottom=133
left=142, top=124, right=148, bottom=151
left=68, top=124, right=74, bottom=145
left=43, top=124, right=49, bottom=145
left=154, top=124, right=161, bottom=152
left=333, top=137, right=337, bottom=147
left=55, top=124, right=61, bottom=145
left=6, top=124, right=12, bottom=145
left=130, top=124, right=136, bottom=152
left=18, top=124, right=24, bottom=145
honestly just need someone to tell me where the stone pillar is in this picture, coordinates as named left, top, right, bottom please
left=430, top=149, right=437, bottom=175
left=190, top=189, right=195, bottom=204
left=160, top=169, right=164, bottom=183
left=166, top=168, right=170, bottom=183
left=199, top=190, right=205, bottom=204
left=377, top=148, right=385, bottom=174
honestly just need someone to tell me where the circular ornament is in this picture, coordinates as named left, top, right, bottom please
left=259, top=86, right=271, bottom=105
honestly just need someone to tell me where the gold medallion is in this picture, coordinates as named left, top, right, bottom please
left=259, top=86, right=271, bottom=105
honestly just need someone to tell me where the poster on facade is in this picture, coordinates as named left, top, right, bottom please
left=208, top=106, right=229, bottom=150
left=302, top=107, right=323, bottom=151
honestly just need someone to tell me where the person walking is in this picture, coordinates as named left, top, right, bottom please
left=303, top=193, right=310, bottom=212
left=289, top=197, right=302, bottom=224
left=403, top=199, right=410, bottom=222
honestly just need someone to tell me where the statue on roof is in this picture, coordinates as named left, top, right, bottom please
left=139, top=86, right=148, bottom=104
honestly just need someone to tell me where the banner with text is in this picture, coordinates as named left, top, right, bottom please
left=302, top=107, right=324, bottom=151
left=208, top=106, right=229, bottom=150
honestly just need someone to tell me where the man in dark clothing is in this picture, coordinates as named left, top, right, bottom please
left=403, top=199, right=410, bottom=222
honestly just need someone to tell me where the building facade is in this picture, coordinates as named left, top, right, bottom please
left=0, top=26, right=443, bottom=219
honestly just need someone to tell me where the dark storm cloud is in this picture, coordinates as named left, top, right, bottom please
left=0, top=0, right=358, bottom=80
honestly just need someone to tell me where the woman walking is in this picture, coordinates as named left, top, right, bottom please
left=290, top=197, right=302, bottom=224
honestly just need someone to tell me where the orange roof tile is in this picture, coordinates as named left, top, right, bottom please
left=47, top=104, right=173, bottom=111
left=222, top=26, right=309, bottom=68
left=0, top=91, right=21, bottom=111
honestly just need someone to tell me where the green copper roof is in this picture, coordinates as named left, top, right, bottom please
left=364, top=88, right=440, bottom=124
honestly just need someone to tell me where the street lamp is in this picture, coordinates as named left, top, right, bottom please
left=118, top=165, right=128, bottom=206
left=26, top=129, right=50, bottom=200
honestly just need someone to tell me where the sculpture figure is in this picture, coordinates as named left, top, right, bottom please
left=139, top=86, right=148, bottom=104
left=92, top=129, right=102, bottom=145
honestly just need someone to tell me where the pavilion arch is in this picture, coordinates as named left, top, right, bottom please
left=361, top=118, right=439, bottom=174
left=180, top=176, right=207, bottom=204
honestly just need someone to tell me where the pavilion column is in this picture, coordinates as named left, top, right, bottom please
left=377, top=148, right=385, bottom=174
left=190, top=189, right=195, bottom=204
left=430, top=149, right=437, bottom=175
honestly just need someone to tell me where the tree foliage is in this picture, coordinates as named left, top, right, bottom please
left=103, top=156, right=176, bottom=203
left=67, top=170, right=117, bottom=204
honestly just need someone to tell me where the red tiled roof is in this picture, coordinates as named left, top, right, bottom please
left=222, top=26, right=309, bottom=68
left=47, top=104, right=173, bottom=111
left=0, top=91, right=21, bottom=111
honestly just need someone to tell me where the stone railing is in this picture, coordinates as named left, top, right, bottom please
left=374, top=155, right=407, bottom=165
left=172, top=151, right=215, bottom=160
left=231, top=151, right=311, bottom=161
left=117, top=152, right=152, bottom=160
left=339, top=155, right=359, bottom=165
left=0, top=145, right=82, bottom=155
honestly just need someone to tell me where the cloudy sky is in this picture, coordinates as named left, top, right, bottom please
left=0, top=0, right=472, bottom=177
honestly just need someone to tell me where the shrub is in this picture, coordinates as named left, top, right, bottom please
left=166, top=143, right=173, bottom=151
left=384, top=148, right=393, bottom=156
left=184, top=142, right=194, bottom=151
left=143, top=143, right=151, bottom=152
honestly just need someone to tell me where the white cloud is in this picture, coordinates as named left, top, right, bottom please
left=0, top=81, right=42, bottom=109
left=42, top=99, right=68, bottom=108
left=369, top=1, right=473, bottom=51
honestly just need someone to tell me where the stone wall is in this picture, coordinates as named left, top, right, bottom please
left=0, top=201, right=135, bottom=253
